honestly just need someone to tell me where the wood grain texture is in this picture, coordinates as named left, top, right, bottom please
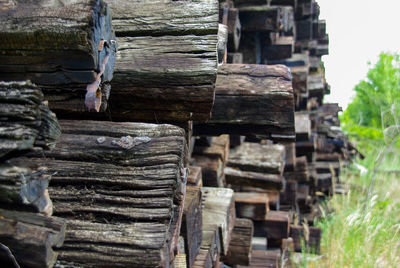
left=222, top=218, right=254, bottom=266
left=235, top=192, right=269, bottom=221
left=0, top=208, right=66, bottom=268
left=21, top=120, right=186, bottom=268
left=194, top=64, right=295, bottom=141
left=0, top=81, right=60, bottom=158
left=201, top=187, right=236, bottom=256
left=0, top=0, right=115, bottom=85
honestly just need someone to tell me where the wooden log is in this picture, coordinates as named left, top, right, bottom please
left=194, top=64, right=295, bottom=141
left=0, top=208, right=66, bottom=268
left=253, top=211, right=290, bottom=240
left=226, top=167, right=284, bottom=191
left=181, top=186, right=203, bottom=268
left=290, top=225, right=322, bottom=254
left=21, top=120, right=186, bottom=267
left=228, top=143, right=286, bottom=175
left=201, top=187, right=236, bottom=256
left=235, top=192, right=269, bottom=221
left=237, top=249, right=281, bottom=268
left=222, top=218, right=254, bottom=266
left=0, top=81, right=60, bottom=158
left=102, top=0, right=219, bottom=122
left=0, top=0, right=115, bottom=85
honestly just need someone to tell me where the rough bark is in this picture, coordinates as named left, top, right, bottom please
left=194, top=64, right=295, bottom=141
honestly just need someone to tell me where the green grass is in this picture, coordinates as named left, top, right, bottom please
left=306, top=147, right=400, bottom=268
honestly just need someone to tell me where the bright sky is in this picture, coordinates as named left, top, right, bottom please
left=318, top=0, right=400, bottom=110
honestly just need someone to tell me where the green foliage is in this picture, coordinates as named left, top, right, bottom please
left=341, top=52, right=400, bottom=147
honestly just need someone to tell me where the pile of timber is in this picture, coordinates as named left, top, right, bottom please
left=0, top=0, right=357, bottom=267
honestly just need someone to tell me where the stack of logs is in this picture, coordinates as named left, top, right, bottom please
left=0, top=0, right=356, bottom=267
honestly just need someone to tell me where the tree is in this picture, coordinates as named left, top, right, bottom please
left=341, top=52, right=400, bottom=144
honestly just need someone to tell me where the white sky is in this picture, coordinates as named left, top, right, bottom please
left=317, top=0, right=400, bottom=109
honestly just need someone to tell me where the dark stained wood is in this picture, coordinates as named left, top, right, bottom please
left=21, top=120, right=186, bottom=268
left=225, top=8, right=241, bottom=52
left=0, top=0, right=115, bottom=85
left=0, top=208, right=66, bottom=268
left=192, top=155, right=224, bottom=187
left=194, top=64, right=295, bottom=141
left=201, top=187, right=236, bottom=256
left=235, top=192, right=269, bottom=220
left=102, top=0, right=219, bottom=122
left=181, top=186, right=203, bottom=268
left=222, top=218, right=254, bottom=266
left=263, top=36, right=294, bottom=61
left=239, top=6, right=294, bottom=33
left=234, top=0, right=297, bottom=7
left=227, top=53, right=244, bottom=64
left=253, top=211, right=290, bottom=240
left=279, top=180, right=298, bottom=206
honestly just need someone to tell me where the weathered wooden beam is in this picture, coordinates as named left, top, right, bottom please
left=0, top=0, right=115, bottom=85
left=218, top=24, right=229, bottom=64
left=237, top=249, right=281, bottom=268
left=235, top=192, right=269, bottom=220
left=234, top=0, right=297, bottom=7
left=201, top=187, right=236, bottom=256
left=181, top=186, right=203, bottom=268
left=99, top=0, right=219, bottom=122
left=188, top=166, right=203, bottom=187
left=279, top=179, right=298, bottom=206
left=224, top=8, right=241, bottom=52
left=222, top=218, right=254, bottom=266
left=21, top=120, right=186, bottom=268
left=228, top=143, right=286, bottom=175
left=253, top=210, right=290, bottom=240
left=0, top=209, right=66, bottom=268
left=225, top=167, right=285, bottom=191
left=194, top=64, right=295, bottom=141
left=0, top=81, right=60, bottom=158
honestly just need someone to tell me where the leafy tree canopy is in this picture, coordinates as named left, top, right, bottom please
left=341, top=52, right=400, bottom=145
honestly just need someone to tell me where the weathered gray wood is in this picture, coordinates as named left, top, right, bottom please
left=194, top=64, right=295, bottom=141
left=21, top=120, right=186, bottom=268
left=0, top=208, right=66, bottom=268
left=0, top=163, right=53, bottom=216
left=0, top=0, right=116, bottom=86
left=222, top=218, right=253, bottom=266
left=0, top=81, right=60, bottom=158
left=201, top=187, right=236, bottom=256
left=218, top=24, right=228, bottom=64
left=228, top=143, right=286, bottom=175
